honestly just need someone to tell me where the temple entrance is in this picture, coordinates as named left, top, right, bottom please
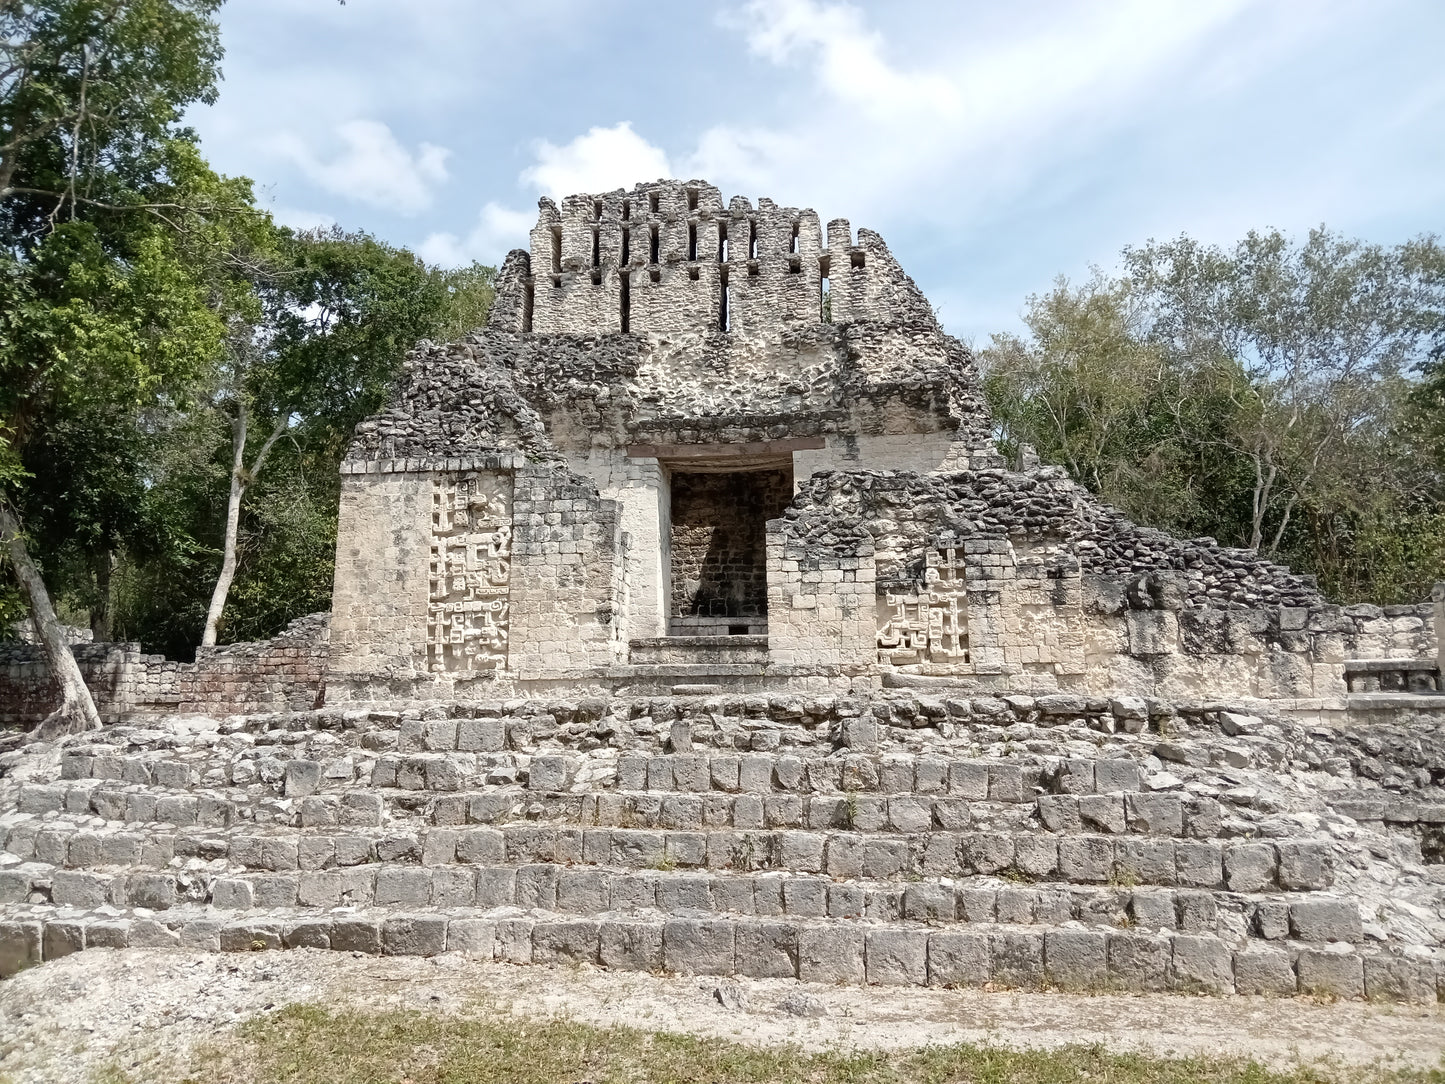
left=668, top=465, right=792, bottom=635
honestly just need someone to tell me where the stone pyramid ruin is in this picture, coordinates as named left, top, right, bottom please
left=1, top=180, right=1442, bottom=1001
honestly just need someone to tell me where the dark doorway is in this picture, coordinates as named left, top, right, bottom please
left=669, top=466, right=792, bottom=635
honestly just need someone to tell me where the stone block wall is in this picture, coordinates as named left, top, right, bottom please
left=0, top=614, right=328, bottom=727
left=508, top=465, right=628, bottom=678
left=766, top=523, right=875, bottom=671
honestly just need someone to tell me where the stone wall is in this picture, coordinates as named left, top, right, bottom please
left=0, top=614, right=328, bottom=727
left=501, top=181, right=940, bottom=341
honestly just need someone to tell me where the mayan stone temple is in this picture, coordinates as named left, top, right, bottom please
left=2, top=179, right=1444, bottom=1002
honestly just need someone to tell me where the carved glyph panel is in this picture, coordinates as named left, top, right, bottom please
left=877, top=544, right=969, bottom=664
left=428, top=473, right=512, bottom=673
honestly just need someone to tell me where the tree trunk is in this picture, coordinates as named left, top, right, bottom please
left=202, top=408, right=248, bottom=647
left=89, top=546, right=113, bottom=642
left=202, top=407, right=287, bottom=647
left=0, top=500, right=102, bottom=738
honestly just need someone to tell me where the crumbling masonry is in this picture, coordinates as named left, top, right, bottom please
left=2, top=180, right=1444, bottom=1003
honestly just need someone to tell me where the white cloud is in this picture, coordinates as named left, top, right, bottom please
left=519, top=122, right=672, bottom=200
left=679, top=0, right=1273, bottom=220
left=270, top=206, right=337, bottom=232
left=275, top=119, right=451, bottom=215
left=735, top=0, right=959, bottom=121
left=419, top=201, right=536, bottom=268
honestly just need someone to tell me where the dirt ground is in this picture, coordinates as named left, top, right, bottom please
left=0, top=949, right=1441, bottom=1083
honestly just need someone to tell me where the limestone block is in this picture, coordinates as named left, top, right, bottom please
left=530, top=755, right=572, bottom=792
left=712, top=875, right=754, bottom=915
left=601, top=921, right=663, bottom=971
left=253, top=874, right=300, bottom=908
left=1127, top=611, right=1178, bottom=657
left=1115, top=840, right=1177, bottom=887
left=1174, top=891, right=1217, bottom=933
left=827, top=883, right=864, bottom=919
left=1037, top=795, right=1081, bottom=832
left=51, top=870, right=113, bottom=909
left=1297, top=947, right=1364, bottom=998
left=283, top=760, right=322, bottom=797
left=902, top=883, right=954, bottom=922
left=382, top=914, right=448, bottom=956
left=532, top=920, right=601, bottom=965
left=376, top=868, right=433, bottom=907
left=865, top=928, right=928, bottom=985
left=86, top=921, right=131, bottom=950
left=927, top=929, right=990, bottom=987
left=948, top=761, right=989, bottom=800
left=887, top=796, right=932, bottom=833
left=1175, top=842, right=1223, bottom=888
left=663, top=918, right=735, bottom=975
left=1233, top=946, right=1296, bottom=996
left=1169, top=934, right=1233, bottom=994
left=219, top=922, right=278, bottom=952
left=330, top=918, right=382, bottom=954
left=1289, top=898, right=1362, bottom=942
left=422, top=829, right=459, bottom=866
left=1058, top=837, right=1112, bottom=883
left=1094, top=759, right=1141, bottom=794
left=1044, top=929, right=1107, bottom=989
left=457, top=718, right=505, bottom=753
left=432, top=866, right=479, bottom=907
left=1107, top=931, right=1170, bottom=992
left=284, top=919, right=332, bottom=950
left=495, top=918, right=535, bottom=964
left=456, top=828, right=505, bottom=865
left=476, top=867, right=518, bottom=908
left=517, top=864, right=560, bottom=909
left=987, top=929, right=1044, bottom=988
left=339, top=791, right=383, bottom=826
left=126, top=872, right=176, bottom=910
left=1363, top=955, right=1437, bottom=1003
left=1124, top=793, right=1182, bottom=835
left=42, top=921, right=85, bottom=961
left=447, top=919, right=496, bottom=957
left=1253, top=901, right=1290, bottom=940
left=964, top=833, right=1016, bottom=875
left=1278, top=841, right=1332, bottom=890
left=799, top=926, right=865, bottom=983
left=862, top=838, right=910, bottom=879
left=782, top=877, right=828, bottom=918
left=1079, top=795, right=1126, bottom=834
left=1055, top=759, right=1096, bottom=794
left=735, top=921, right=798, bottom=978
left=1224, top=842, right=1277, bottom=892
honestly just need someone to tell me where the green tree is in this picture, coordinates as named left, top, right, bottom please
left=983, top=229, right=1445, bottom=604
left=198, top=226, right=449, bottom=645
left=0, top=0, right=234, bottom=735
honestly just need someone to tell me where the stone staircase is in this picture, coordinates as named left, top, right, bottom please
left=0, top=693, right=1440, bottom=1001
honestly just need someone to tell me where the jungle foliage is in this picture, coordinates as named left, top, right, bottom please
left=980, top=229, right=1445, bottom=603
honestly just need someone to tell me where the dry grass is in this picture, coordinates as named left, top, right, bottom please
left=97, top=1002, right=1445, bottom=1084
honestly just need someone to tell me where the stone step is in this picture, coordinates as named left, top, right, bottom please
left=1, top=904, right=1435, bottom=1001
left=18, top=779, right=1235, bottom=844
left=58, top=748, right=1163, bottom=799
left=3, top=858, right=1366, bottom=945
left=1, top=817, right=1335, bottom=893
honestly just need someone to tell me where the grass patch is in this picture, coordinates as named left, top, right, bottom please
left=122, top=1002, right=1445, bottom=1084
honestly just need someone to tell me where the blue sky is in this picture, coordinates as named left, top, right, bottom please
left=189, top=0, right=1445, bottom=344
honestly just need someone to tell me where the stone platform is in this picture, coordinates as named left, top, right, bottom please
left=1, top=691, right=1440, bottom=1002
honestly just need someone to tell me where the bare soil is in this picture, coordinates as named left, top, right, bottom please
left=0, top=949, right=1440, bottom=1083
